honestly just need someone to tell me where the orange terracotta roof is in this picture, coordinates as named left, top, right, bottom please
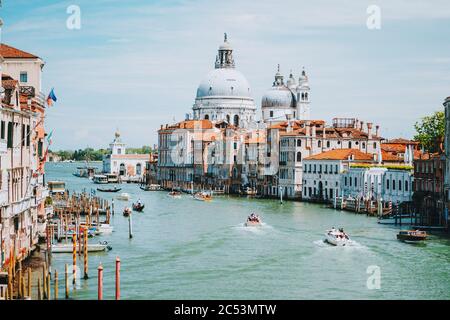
left=386, top=138, right=418, bottom=145
left=305, top=149, right=374, bottom=161
left=0, top=43, right=39, bottom=59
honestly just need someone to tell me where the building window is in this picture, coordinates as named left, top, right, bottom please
left=297, top=139, right=301, bottom=147
left=354, top=177, right=357, bottom=187
left=349, top=141, right=352, bottom=149
left=270, top=110, right=274, bottom=118
left=0, top=121, right=5, bottom=139
left=318, top=140, right=322, bottom=148
left=392, top=179, right=396, bottom=190
left=26, top=125, right=30, bottom=146
left=117, top=148, right=122, bottom=155
left=234, top=115, right=239, bottom=127
left=399, top=180, right=402, bottom=191
left=373, top=142, right=377, bottom=149
left=344, top=177, right=348, bottom=186
left=136, top=163, right=142, bottom=175
left=386, top=179, right=390, bottom=190
left=204, top=114, right=209, bottom=120
left=20, top=72, right=28, bottom=83
left=7, top=122, right=13, bottom=148
left=226, top=114, right=230, bottom=123
left=405, top=181, right=409, bottom=192
left=296, top=152, right=302, bottom=162
left=326, top=141, right=330, bottom=148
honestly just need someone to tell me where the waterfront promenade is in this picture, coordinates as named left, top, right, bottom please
left=38, top=162, right=450, bottom=300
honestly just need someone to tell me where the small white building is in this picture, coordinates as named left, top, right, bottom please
left=342, top=165, right=413, bottom=204
left=302, top=149, right=375, bottom=201
left=103, top=131, right=149, bottom=180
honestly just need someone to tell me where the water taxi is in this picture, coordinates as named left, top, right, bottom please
left=117, top=193, right=131, bottom=201
left=324, top=228, right=351, bottom=246
left=93, top=175, right=109, bottom=184
left=244, top=213, right=262, bottom=227
left=106, top=173, right=119, bottom=184
left=193, top=192, right=212, bottom=201
left=397, top=230, right=427, bottom=243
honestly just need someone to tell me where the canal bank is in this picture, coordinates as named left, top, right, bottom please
left=42, top=162, right=450, bottom=300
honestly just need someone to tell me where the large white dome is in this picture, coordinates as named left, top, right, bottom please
left=196, top=68, right=252, bottom=100
left=262, top=86, right=295, bottom=109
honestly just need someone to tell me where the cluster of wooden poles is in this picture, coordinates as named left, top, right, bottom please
left=3, top=247, right=122, bottom=300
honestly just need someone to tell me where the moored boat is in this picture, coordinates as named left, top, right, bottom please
left=48, top=241, right=112, bottom=253
left=324, top=228, right=351, bottom=246
left=397, top=230, right=427, bottom=243
left=140, top=184, right=161, bottom=191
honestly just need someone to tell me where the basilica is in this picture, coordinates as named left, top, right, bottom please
left=157, top=34, right=387, bottom=199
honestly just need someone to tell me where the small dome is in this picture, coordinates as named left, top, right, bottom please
left=261, top=86, right=296, bottom=109
left=196, top=68, right=252, bottom=99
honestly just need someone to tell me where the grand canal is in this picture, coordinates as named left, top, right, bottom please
left=45, top=162, right=450, bottom=300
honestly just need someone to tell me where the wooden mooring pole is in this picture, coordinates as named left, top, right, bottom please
left=98, top=264, right=103, bottom=300
left=115, top=257, right=120, bottom=300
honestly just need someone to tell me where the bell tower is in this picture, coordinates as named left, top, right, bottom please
left=296, top=68, right=311, bottom=120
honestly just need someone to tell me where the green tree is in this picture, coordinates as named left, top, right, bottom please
left=414, top=110, right=445, bottom=153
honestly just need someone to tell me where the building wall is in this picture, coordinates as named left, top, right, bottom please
left=2, top=58, right=44, bottom=93
left=302, top=159, right=343, bottom=201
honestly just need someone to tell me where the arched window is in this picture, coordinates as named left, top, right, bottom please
left=136, top=163, right=142, bottom=175
left=318, top=140, right=322, bottom=148
left=119, top=163, right=126, bottom=176
left=297, top=139, right=302, bottom=147
left=301, top=93, right=305, bottom=100
left=296, top=152, right=302, bottom=162
left=305, top=92, right=308, bottom=100
left=204, top=114, right=209, bottom=120
left=226, top=114, right=230, bottom=123
left=233, top=115, right=239, bottom=127
left=326, top=141, right=330, bottom=148
left=349, top=141, right=352, bottom=149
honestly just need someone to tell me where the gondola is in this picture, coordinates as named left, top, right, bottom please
left=97, top=187, right=122, bottom=193
left=123, top=207, right=132, bottom=217
left=132, top=203, right=145, bottom=212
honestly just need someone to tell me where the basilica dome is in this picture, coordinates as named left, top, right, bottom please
left=261, top=86, right=295, bottom=109
left=196, top=68, right=252, bottom=100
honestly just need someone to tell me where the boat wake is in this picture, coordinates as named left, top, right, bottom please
left=234, top=222, right=273, bottom=234
left=314, top=239, right=366, bottom=249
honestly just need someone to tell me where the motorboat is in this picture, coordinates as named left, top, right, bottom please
left=97, top=186, right=122, bottom=193
left=324, top=228, right=351, bottom=246
left=132, top=202, right=145, bottom=212
left=48, top=241, right=112, bottom=253
left=397, top=230, right=427, bottom=243
left=168, top=191, right=182, bottom=198
left=47, top=181, right=66, bottom=195
left=193, top=192, right=212, bottom=201
left=117, top=193, right=131, bottom=201
left=106, top=173, right=119, bottom=184
left=140, top=184, right=161, bottom=191
left=123, top=207, right=132, bottom=217
left=244, top=213, right=262, bottom=227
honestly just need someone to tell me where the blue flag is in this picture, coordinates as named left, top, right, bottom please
left=47, top=88, right=57, bottom=106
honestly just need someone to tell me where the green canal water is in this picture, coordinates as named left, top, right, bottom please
left=45, top=162, right=450, bottom=300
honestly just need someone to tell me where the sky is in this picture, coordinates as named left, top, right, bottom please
left=1, top=0, right=450, bottom=150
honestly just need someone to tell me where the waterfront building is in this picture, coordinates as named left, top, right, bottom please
left=0, top=44, right=48, bottom=269
left=192, top=34, right=256, bottom=129
left=302, top=149, right=374, bottom=201
left=102, top=130, right=151, bottom=182
left=443, top=96, right=450, bottom=230
left=413, top=153, right=447, bottom=227
left=263, top=118, right=383, bottom=199
left=262, top=66, right=311, bottom=123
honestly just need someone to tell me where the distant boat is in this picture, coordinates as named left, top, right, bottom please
left=168, top=191, right=182, bottom=198
left=244, top=214, right=262, bottom=227
left=132, top=203, right=145, bottom=212
left=324, top=228, right=351, bottom=246
left=93, top=175, right=109, bottom=184
left=397, top=230, right=427, bottom=243
left=140, top=184, right=161, bottom=191
left=193, top=192, right=212, bottom=201
left=97, top=186, right=122, bottom=193
left=117, top=193, right=130, bottom=201
left=48, top=242, right=111, bottom=253
left=123, top=207, right=132, bottom=217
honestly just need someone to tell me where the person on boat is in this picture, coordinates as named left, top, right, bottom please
left=138, top=199, right=142, bottom=206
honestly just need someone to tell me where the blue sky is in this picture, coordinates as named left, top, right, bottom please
left=1, top=0, right=450, bottom=150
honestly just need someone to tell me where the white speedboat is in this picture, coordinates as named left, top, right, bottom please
left=324, top=228, right=351, bottom=246
left=117, top=193, right=130, bottom=201
left=244, top=214, right=262, bottom=227
left=97, top=224, right=114, bottom=235
left=193, top=192, right=212, bottom=201
left=47, top=242, right=111, bottom=253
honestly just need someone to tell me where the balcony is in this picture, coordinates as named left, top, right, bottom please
left=20, top=86, right=35, bottom=97
left=0, top=139, right=6, bottom=154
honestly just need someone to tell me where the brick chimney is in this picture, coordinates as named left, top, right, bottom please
left=375, top=125, right=380, bottom=137
left=367, top=123, right=373, bottom=139
left=305, top=121, right=311, bottom=137
left=360, top=121, right=364, bottom=131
